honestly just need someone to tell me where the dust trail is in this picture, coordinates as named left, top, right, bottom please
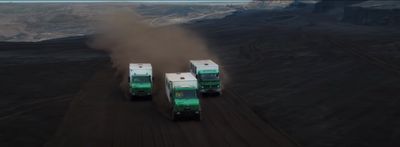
left=89, top=9, right=222, bottom=95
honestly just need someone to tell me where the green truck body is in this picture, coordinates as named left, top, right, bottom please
left=190, top=60, right=221, bottom=95
left=129, top=63, right=153, bottom=97
left=165, top=73, right=201, bottom=121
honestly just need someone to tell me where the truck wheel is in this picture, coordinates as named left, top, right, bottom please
left=171, top=110, right=176, bottom=121
left=195, top=113, right=202, bottom=121
left=216, top=90, right=222, bottom=96
left=129, top=94, right=135, bottom=101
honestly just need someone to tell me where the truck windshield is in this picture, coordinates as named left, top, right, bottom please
left=175, top=90, right=197, bottom=99
left=199, top=73, right=219, bottom=80
left=132, top=76, right=150, bottom=83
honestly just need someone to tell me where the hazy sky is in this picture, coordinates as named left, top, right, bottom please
left=0, top=0, right=251, bottom=3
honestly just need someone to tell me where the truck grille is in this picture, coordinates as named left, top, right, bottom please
left=204, top=85, right=217, bottom=88
left=201, top=82, right=219, bottom=88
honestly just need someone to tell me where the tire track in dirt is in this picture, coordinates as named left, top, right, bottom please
left=0, top=95, right=72, bottom=120
left=326, top=36, right=400, bottom=77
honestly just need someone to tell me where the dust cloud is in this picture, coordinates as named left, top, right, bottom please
left=89, top=9, right=221, bottom=94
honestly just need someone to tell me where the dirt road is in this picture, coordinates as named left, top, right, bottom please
left=45, top=62, right=298, bottom=147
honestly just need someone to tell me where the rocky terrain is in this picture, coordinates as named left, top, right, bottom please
left=313, top=0, right=367, bottom=13
left=343, top=1, right=400, bottom=26
left=311, top=0, right=400, bottom=26
left=0, top=4, right=237, bottom=42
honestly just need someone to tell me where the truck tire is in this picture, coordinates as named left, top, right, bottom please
left=129, top=94, right=134, bottom=101
left=171, top=110, right=176, bottom=121
left=212, top=91, right=221, bottom=96
left=195, top=113, right=202, bottom=121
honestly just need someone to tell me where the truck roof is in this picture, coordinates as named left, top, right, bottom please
left=190, top=60, right=219, bottom=74
left=165, top=72, right=197, bottom=82
left=129, top=63, right=152, bottom=77
left=190, top=60, right=218, bottom=67
left=129, top=63, right=152, bottom=69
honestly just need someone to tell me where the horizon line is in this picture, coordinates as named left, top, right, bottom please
left=0, top=0, right=251, bottom=3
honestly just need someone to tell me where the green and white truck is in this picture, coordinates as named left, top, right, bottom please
left=165, top=73, right=201, bottom=121
left=129, top=63, right=153, bottom=97
left=190, top=60, right=221, bottom=95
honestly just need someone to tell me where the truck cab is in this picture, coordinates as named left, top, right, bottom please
left=129, top=63, right=153, bottom=97
left=190, top=60, right=221, bottom=95
left=165, top=73, right=201, bottom=121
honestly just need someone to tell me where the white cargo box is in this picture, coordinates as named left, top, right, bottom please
left=190, top=60, right=219, bottom=74
left=165, top=73, right=197, bottom=89
left=165, top=72, right=198, bottom=102
left=129, top=63, right=152, bottom=76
